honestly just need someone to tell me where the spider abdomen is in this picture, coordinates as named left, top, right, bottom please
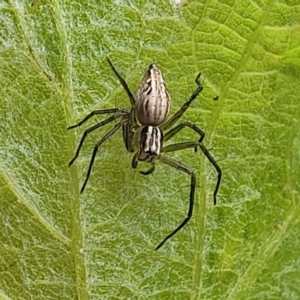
left=135, top=63, right=171, bottom=126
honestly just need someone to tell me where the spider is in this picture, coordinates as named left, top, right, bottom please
left=68, top=58, right=222, bottom=250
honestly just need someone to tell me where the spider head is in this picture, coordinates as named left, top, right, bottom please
left=134, top=126, right=163, bottom=162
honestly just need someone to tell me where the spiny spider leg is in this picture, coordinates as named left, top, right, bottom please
left=155, top=155, right=196, bottom=250
left=80, top=122, right=123, bottom=193
left=162, top=141, right=222, bottom=205
left=160, top=73, right=203, bottom=131
left=68, top=114, right=126, bottom=167
left=106, top=57, right=135, bottom=106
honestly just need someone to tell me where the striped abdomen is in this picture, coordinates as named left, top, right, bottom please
left=135, top=63, right=171, bottom=126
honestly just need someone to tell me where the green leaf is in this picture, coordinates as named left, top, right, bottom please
left=1, top=0, right=300, bottom=299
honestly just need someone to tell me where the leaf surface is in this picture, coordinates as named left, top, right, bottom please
left=1, top=0, right=300, bottom=299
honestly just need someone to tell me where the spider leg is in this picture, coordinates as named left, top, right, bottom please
left=80, top=122, right=123, bottom=193
left=163, top=121, right=206, bottom=152
left=164, top=121, right=205, bottom=143
left=68, top=112, right=127, bottom=166
left=106, top=57, right=135, bottom=106
left=160, top=73, right=203, bottom=131
left=140, top=164, right=155, bottom=175
left=131, top=153, right=156, bottom=175
left=68, top=108, right=126, bottom=129
left=155, top=155, right=196, bottom=250
left=122, top=107, right=138, bottom=153
left=131, top=153, right=138, bottom=169
left=162, top=141, right=222, bottom=205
